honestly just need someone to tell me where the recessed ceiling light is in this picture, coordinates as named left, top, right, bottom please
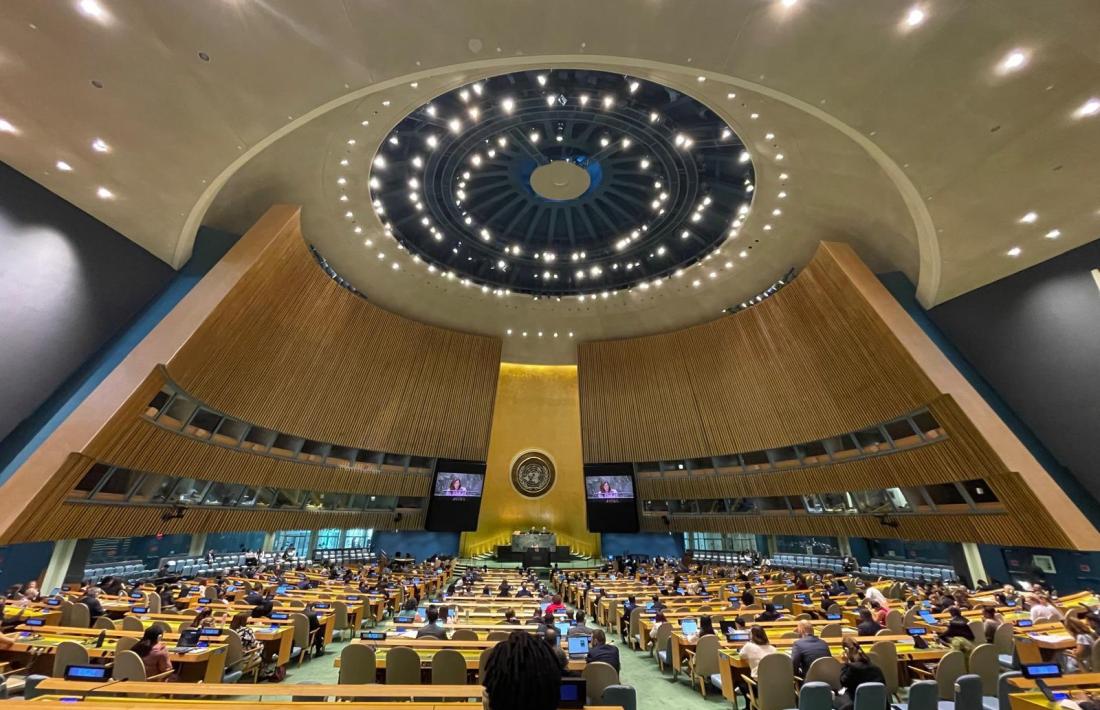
left=778, top=191, right=787, bottom=199
left=56, top=160, right=73, bottom=172
left=692, top=279, right=701, bottom=287
left=468, top=106, right=480, bottom=120
left=373, top=155, right=385, bottom=168
left=738, top=150, right=750, bottom=163
left=1073, top=97, right=1100, bottom=119
left=602, top=95, right=614, bottom=109
left=346, top=138, right=356, bottom=146
left=903, top=6, right=926, bottom=27
left=501, top=97, right=515, bottom=113
left=448, top=119, right=461, bottom=133
left=381, top=100, right=391, bottom=107
left=775, top=153, right=784, bottom=161
left=96, top=186, right=113, bottom=199
left=579, top=94, right=590, bottom=106
left=696, top=75, right=706, bottom=83
left=536, top=74, right=547, bottom=86
left=997, top=49, right=1030, bottom=75
left=530, top=131, right=540, bottom=143
left=750, top=113, right=759, bottom=120
left=629, top=81, right=640, bottom=94
left=780, top=0, right=798, bottom=6
left=1044, top=229, right=1061, bottom=239
left=779, top=172, right=789, bottom=180
left=1007, top=246, right=1022, bottom=256
left=1019, top=212, right=1038, bottom=224
left=91, top=138, right=110, bottom=153
left=640, top=159, right=650, bottom=169
left=0, top=118, right=17, bottom=134
left=426, top=135, right=439, bottom=148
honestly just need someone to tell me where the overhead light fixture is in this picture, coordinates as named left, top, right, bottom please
left=468, top=106, right=480, bottom=120
left=997, top=49, right=1030, bottom=75
left=96, top=186, right=114, bottom=199
left=91, top=138, right=110, bottom=153
left=903, top=6, right=926, bottom=28
left=56, top=160, right=73, bottom=172
left=629, top=81, right=640, bottom=94
left=501, top=97, right=515, bottom=113
left=1019, top=212, right=1038, bottom=224
left=77, top=0, right=111, bottom=23
left=602, top=95, right=614, bottom=109
left=1007, top=246, right=1022, bottom=257
left=1073, top=97, right=1100, bottom=119
left=579, top=94, right=590, bottom=106
left=448, top=118, right=462, bottom=133
left=640, top=158, right=650, bottom=169
left=373, top=155, right=386, bottom=168
left=738, top=150, right=751, bottom=163
left=537, top=74, right=547, bottom=86
left=472, top=83, right=483, bottom=96
left=458, top=89, right=470, bottom=102
left=1044, top=229, right=1061, bottom=239
left=426, top=135, right=439, bottom=148
left=0, top=118, right=17, bottom=134
left=546, top=94, right=557, bottom=107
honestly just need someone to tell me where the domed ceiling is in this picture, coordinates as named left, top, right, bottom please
left=0, top=0, right=1097, bottom=363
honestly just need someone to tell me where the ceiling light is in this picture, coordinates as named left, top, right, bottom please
left=674, top=134, right=686, bottom=146
left=369, top=177, right=380, bottom=189
left=56, top=160, right=73, bottom=172
left=1073, top=97, right=1100, bottom=119
left=346, top=139, right=356, bottom=146
left=530, top=131, right=540, bottom=143
left=339, top=195, right=348, bottom=202
left=470, top=154, right=482, bottom=166
left=772, top=208, right=782, bottom=216
left=779, top=172, right=789, bottom=180
left=426, top=135, right=439, bottom=148
left=336, top=177, right=347, bottom=185
left=649, top=111, right=659, bottom=123
left=740, top=250, right=748, bottom=258
left=775, top=153, right=785, bottom=161
left=555, top=134, right=563, bottom=142
left=640, top=159, right=650, bottom=169
left=373, top=155, right=386, bottom=168
left=472, top=83, right=483, bottom=96
left=537, top=74, right=547, bottom=86
left=497, top=260, right=506, bottom=269
left=77, top=0, right=110, bottom=23
left=412, top=156, right=423, bottom=168
left=448, top=119, right=462, bottom=133
left=501, top=97, right=515, bottom=114
left=763, top=224, right=772, bottom=231
left=765, top=132, right=776, bottom=141
left=750, top=113, right=759, bottom=120
left=425, top=105, right=436, bottom=117
left=621, top=138, right=632, bottom=148
left=579, top=94, right=590, bottom=106
left=1019, top=212, right=1038, bottom=224
left=720, top=128, right=731, bottom=140
left=778, top=191, right=787, bottom=199
left=997, top=49, right=1030, bottom=74
left=1044, top=229, right=1061, bottom=239
left=96, top=186, right=113, bottom=199
left=600, top=136, right=610, bottom=147
left=780, top=0, right=798, bottom=6
left=629, top=81, right=640, bottom=94
left=0, top=118, right=17, bottom=134
left=568, top=331, right=574, bottom=338
left=382, top=100, right=390, bottom=107
left=391, top=261, right=399, bottom=270
left=91, top=138, right=110, bottom=153
left=696, top=75, right=706, bottom=83
left=459, top=89, right=470, bottom=102
left=468, top=107, right=480, bottom=120
left=546, top=94, right=557, bottom=107
left=497, top=136, right=507, bottom=148
left=904, top=6, right=926, bottom=27
left=1007, top=246, right=1022, bottom=257
left=738, top=150, right=751, bottom=163
left=481, top=229, right=491, bottom=241
left=506, top=329, right=513, bottom=336
left=388, top=135, right=399, bottom=146
left=602, top=95, right=614, bottom=109
left=681, top=230, right=690, bottom=239
left=692, top=279, right=701, bottom=287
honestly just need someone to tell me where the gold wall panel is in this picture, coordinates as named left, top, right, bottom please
left=461, top=364, right=599, bottom=558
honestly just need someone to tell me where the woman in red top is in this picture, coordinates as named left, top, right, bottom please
left=132, top=627, right=175, bottom=681
left=545, top=595, right=566, bottom=615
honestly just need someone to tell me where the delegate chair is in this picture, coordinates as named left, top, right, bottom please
left=338, top=644, right=376, bottom=684
left=51, top=641, right=89, bottom=678
left=891, top=680, right=940, bottom=710
left=853, top=681, right=888, bottom=710
left=954, top=674, right=995, bottom=710
left=582, top=661, right=620, bottom=704
left=747, top=653, right=797, bottom=710
left=431, top=649, right=467, bottom=685
left=478, top=647, right=493, bottom=679
left=910, top=649, right=965, bottom=700
left=804, top=656, right=842, bottom=690
left=120, top=616, right=145, bottom=632
left=486, top=631, right=509, bottom=642
left=885, top=610, right=904, bottom=634
left=385, top=646, right=422, bottom=685
left=688, top=634, right=722, bottom=697
left=115, top=637, right=138, bottom=653
left=968, top=644, right=999, bottom=697
left=997, top=671, right=1022, bottom=710
left=112, top=650, right=173, bottom=681
left=992, top=624, right=1015, bottom=670
left=330, top=601, right=351, bottom=642
left=222, top=629, right=261, bottom=683
left=652, top=622, right=672, bottom=665
left=798, top=681, right=833, bottom=710
left=868, top=640, right=899, bottom=699
left=628, top=607, right=644, bottom=651
left=67, top=603, right=91, bottom=629
left=601, top=685, right=638, bottom=710
left=289, top=613, right=319, bottom=667
left=821, top=623, right=843, bottom=638
left=969, top=621, right=986, bottom=643
left=93, top=616, right=116, bottom=630
left=451, top=629, right=478, bottom=641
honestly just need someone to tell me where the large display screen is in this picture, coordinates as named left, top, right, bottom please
left=584, top=463, right=638, bottom=533
left=425, top=459, right=486, bottom=531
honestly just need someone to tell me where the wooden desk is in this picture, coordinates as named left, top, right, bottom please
left=1007, top=673, right=1100, bottom=689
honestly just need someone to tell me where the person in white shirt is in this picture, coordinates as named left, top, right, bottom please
left=740, top=625, right=777, bottom=678
left=864, top=586, right=888, bottom=606
left=1029, top=596, right=1064, bottom=622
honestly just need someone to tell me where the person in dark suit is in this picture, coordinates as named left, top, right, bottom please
left=79, top=587, right=106, bottom=621
left=856, top=608, right=883, bottom=637
left=586, top=629, right=620, bottom=672
left=515, top=584, right=533, bottom=598
left=619, top=596, right=637, bottom=642
left=790, top=620, right=831, bottom=678
left=416, top=606, right=449, bottom=640
left=835, top=638, right=885, bottom=710
left=498, top=580, right=511, bottom=597
left=543, top=627, right=568, bottom=673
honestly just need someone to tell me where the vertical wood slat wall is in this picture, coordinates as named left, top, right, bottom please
left=578, top=246, right=939, bottom=463
left=166, top=220, right=501, bottom=461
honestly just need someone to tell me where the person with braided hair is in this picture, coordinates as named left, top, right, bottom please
left=482, top=629, right=562, bottom=710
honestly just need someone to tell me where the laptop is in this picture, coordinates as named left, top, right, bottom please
left=169, top=628, right=201, bottom=652
left=556, top=622, right=572, bottom=637
left=645, top=602, right=656, bottom=611
left=559, top=677, right=587, bottom=709
left=680, top=619, right=699, bottom=636
left=65, top=664, right=110, bottom=682
left=566, top=635, right=590, bottom=659
left=918, top=610, right=936, bottom=623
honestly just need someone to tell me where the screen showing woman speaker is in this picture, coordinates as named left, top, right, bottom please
left=425, top=459, right=486, bottom=532
left=583, top=464, right=638, bottom=532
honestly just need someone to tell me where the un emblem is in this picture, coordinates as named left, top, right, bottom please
left=510, top=451, right=555, bottom=498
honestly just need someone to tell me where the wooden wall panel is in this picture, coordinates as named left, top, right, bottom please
left=166, top=214, right=500, bottom=461
left=578, top=245, right=938, bottom=463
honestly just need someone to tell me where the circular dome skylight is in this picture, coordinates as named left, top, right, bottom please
left=368, top=68, right=755, bottom=296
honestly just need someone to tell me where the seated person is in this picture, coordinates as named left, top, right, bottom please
left=981, top=606, right=1002, bottom=643
left=542, top=626, right=568, bottom=673
left=502, top=608, right=518, bottom=624
left=739, top=625, right=776, bottom=678
left=131, top=627, right=176, bottom=681
left=230, top=611, right=263, bottom=654
left=416, top=605, right=449, bottom=639
left=568, top=610, right=593, bottom=638
left=585, top=628, right=620, bottom=672
left=1029, top=596, right=1064, bottom=622
left=79, top=586, right=107, bottom=621
left=544, top=595, right=566, bottom=615
left=756, top=603, right=782, bottom=622
left=482, top=630, right=562, bottom=710
left=871, top=600, right=888, bottom=626
left=515, top=583, right=533, bottom=598
left=856, top=608, right=883, bottom=636
left=835, top=638, right=885, bottom=710
left=791, top=620, right=831, bottom=678
left=939, top=606, right=975, bottom=647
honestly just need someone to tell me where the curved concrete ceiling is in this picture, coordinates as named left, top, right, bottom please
left=1, top=0, right=1098, bottom=363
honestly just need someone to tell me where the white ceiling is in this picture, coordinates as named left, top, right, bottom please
left=1, top=0, right=1098, bottom=363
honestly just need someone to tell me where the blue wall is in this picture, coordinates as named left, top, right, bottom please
left=372, top=531, right=459, bottom=561
left=0, top=227, right=239, bottom=488
left=600, top=532, right=685, bottom=559
left=0, top=541, right=54, bottom=592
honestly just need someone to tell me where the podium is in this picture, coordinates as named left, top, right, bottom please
left=523, top=547, right=551, bottom=568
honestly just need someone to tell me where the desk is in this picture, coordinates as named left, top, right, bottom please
left=512, top=532, right=556, bottom=551
left=335, top=638, right=587, bottom=679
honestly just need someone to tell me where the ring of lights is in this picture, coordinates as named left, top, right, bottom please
left=367, top=69, right=756, bottom=296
